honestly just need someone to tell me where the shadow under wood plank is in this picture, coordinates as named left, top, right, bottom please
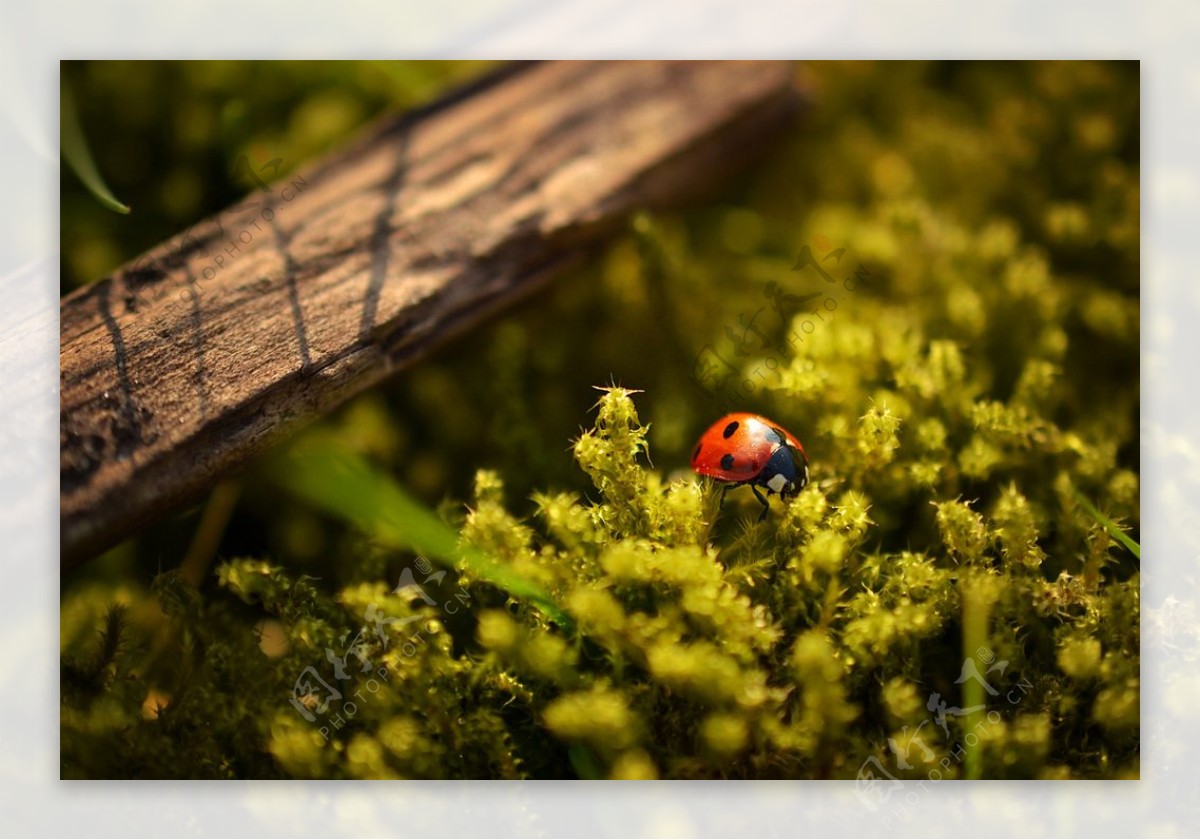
left=59, top=60, right=805, bottom=574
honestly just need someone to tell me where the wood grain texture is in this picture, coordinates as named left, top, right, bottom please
left=60, top=60, right=802, bottom=573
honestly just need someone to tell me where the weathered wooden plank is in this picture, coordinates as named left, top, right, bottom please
left=60, top=60, right=802, bottom=572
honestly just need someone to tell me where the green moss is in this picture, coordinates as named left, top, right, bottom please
left=61, top=61, right=1139, bottom=779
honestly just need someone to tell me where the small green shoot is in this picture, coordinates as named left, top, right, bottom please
left=61, top=80, right=131, bottom=214
left=1073, top=489, right=1140, bottom=560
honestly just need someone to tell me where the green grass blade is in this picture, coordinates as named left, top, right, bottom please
left=273, top=438, right=572, bottom=628
left=61, top=80, right=131, bottom=214
left=959, top=573, right=991, bottom=780
left=1072, top=490, right=1140, bottom=560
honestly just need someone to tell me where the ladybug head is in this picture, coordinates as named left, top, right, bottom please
left=758, top=444, right=809, bottom=499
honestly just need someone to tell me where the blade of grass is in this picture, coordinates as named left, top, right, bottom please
left=178, top=480, right=241, bottom=588
left=273, top=437, right=572, bottom=628
left=959, top=572, right=991, bottom=781
left=1072, top=490, right=1140, bottom=560
left=61, top=80, right=131, bottom=214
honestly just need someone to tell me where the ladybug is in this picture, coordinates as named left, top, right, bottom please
left=690, top=412, right=809, bottom=520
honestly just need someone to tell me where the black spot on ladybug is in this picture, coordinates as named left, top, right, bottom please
left=692, top=443, right=702, bottom=460
left=720, top=453, right=735, bottom=470
left=722, top=420, right=739, bottom=439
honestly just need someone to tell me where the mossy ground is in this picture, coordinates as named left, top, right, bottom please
left=61, top=61, right=1139, bottom=779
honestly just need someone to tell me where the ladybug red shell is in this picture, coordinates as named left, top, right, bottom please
left=690, top=412, right=809, bottom=519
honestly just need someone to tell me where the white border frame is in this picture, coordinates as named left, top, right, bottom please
left=5, top=1, right=1190, bottom=836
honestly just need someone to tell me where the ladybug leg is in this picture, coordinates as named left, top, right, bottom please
left=750, top=485, right=770, bottom=521
left=718, top=483, right=730, bottom=510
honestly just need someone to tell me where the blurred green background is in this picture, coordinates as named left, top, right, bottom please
left=60, top=61, right=1139, bottom=780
